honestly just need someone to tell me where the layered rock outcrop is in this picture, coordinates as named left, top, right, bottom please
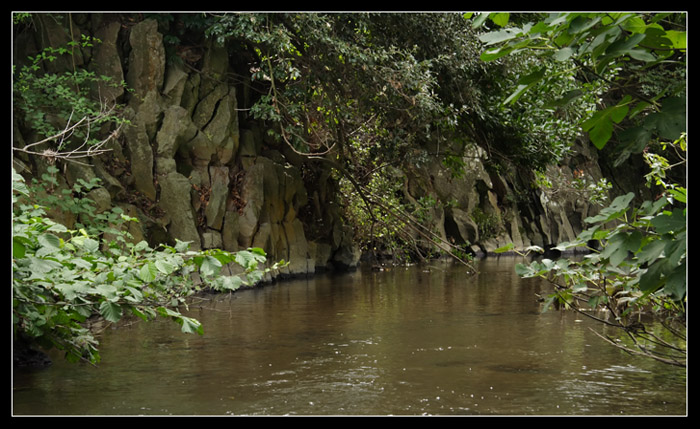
left=96, top=18, right=358, bottom=276
left=14, top=15, right=627, bottom=278
left=398, top=140, right=609, bottom=257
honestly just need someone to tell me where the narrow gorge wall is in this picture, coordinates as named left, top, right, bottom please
left=14, top=16, right=361, bottom=278
left=398, top=140, right=610, bottom=257
left=14, top=15, right=638, bottom=277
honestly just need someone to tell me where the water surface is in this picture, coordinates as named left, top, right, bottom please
left=13, top=257, right=687, bottom=416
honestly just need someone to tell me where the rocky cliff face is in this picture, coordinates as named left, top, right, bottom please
left=14, top=16, right=628, bottom=277
left=399, top=140, right=609, bottom=257
left=116, top=19, right=363, bottom=276
left=14, top=16, right=362, bottom=278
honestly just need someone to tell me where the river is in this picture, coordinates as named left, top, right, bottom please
left=12, top=257, right=686, bottom=416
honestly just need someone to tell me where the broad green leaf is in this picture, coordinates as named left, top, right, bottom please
left=36, top=245, right=61, bottom=258
left=94, top=284, right=119, bottom=301
left=600, top=230, right=642, bottom=267
left=132, top=240, right=151, bottom=252
left=38, top=233, right=61, bottom=249
left=214, top=275, right=244, bottom=291
left=621, top=16, right=650, bottom=34
left=246, top=270, right=265, bottom=285
left=553, top=46, right=575, bottom=61
left=80, top=238, right=100, bottom=254
left=567, top=15, right=601, bottom=35
left=582, top=96, right=632, bottom=149
left=604, top=33, right=646, bottom=58
left=663, top=261, right=686, bottom=301
left=478, top=28, right=521, bottom=46
left=155, top=260, right=176, bottom=275
left=138, top=262, right=158, bottom=283
left=584, top=192, right=635, bottom=224
left=12, top=169, right=30, bottom=198
left=515, top=263, right=534, bottom=277
left=643, top=97, right=686, bottom=140
left=124, top=286, right=143, bottom=302
left=13, top=237, right=26, bottom=259
left=174, top=239, right=191, bottom=253
left=665, top=30, right=686, bottom=49
left=200, top=255, right=222, bottom=277
left=209, top=250, right=235, bottom=266
left=628, top=49, right=657, bottom=62
left=250, top=247, right=267, bottom=257
left=471, top=13, right=490, bottom=28
left=72, top=258, right=94, bottom=270
left=494, top=243, right=514, bottom=253
left=651, top=208, right=685, bottom=234
left=178, top=316, right=203, bottom=335
left=46, top=223, right=69, bottom=234
left=490, top=13, right=510, bottom=28
left=99, top=301, right=123, bottom=323
left=480, top=47, right=513, bottom=62
left=641, top=27, right=674, bottom=51
left=639, top=259, right=666, bottom=293
left=636, top=239, right=667, bottom=266
left=54, top=282, right=91, bottom=300
left=663, top=231, right=686, bottom=267
left=235, top=249, right=267, bottom=269
left=27, top=256, right=63, bottom=278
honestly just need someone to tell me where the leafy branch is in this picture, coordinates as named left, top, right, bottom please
left=499, top=135, right=686, bottom=367
left=474, top=12, right=686, bottom=153
left=13, top=170, right=284, bottom=365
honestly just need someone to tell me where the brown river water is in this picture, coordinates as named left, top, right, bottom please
left=12, top=257, right=686, bottom=416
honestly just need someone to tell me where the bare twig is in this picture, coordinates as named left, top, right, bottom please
left=13, top=102, right=125, bottom=166
left=589, top=328, right=686, bottom=367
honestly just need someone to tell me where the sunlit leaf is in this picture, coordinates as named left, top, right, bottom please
left=584, top=192, right=635, bottom=224
left=478, top=28, right=520, bottom=46
left=490, top=13, right=510, bottom=28
left=200, top=255, right=222, bottom=277
left=155, top=260, right=176, bottom=275
left=494, top=243, right=514, bottom=253
left=178, top=316, right=203, bottom=335
left=138, top=262, right=158, bottom=283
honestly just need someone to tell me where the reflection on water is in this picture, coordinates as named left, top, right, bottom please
left=13, top=257, right=686, bottom=416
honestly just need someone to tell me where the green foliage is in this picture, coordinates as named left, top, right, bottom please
left=511, top=135, right=686, bottom=366
left=204, top=13, right=537, bottom=262
left=28, top=165, right=129, bottom=240
left=13, top=169, right=281, bottom=364
left=470, top=207, right=501, bottom=241
left=13, top=36, right=129, bottom=148
left=533, top=167, right=612, bottom=208
left=474, top=12, right=686, bottom=163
